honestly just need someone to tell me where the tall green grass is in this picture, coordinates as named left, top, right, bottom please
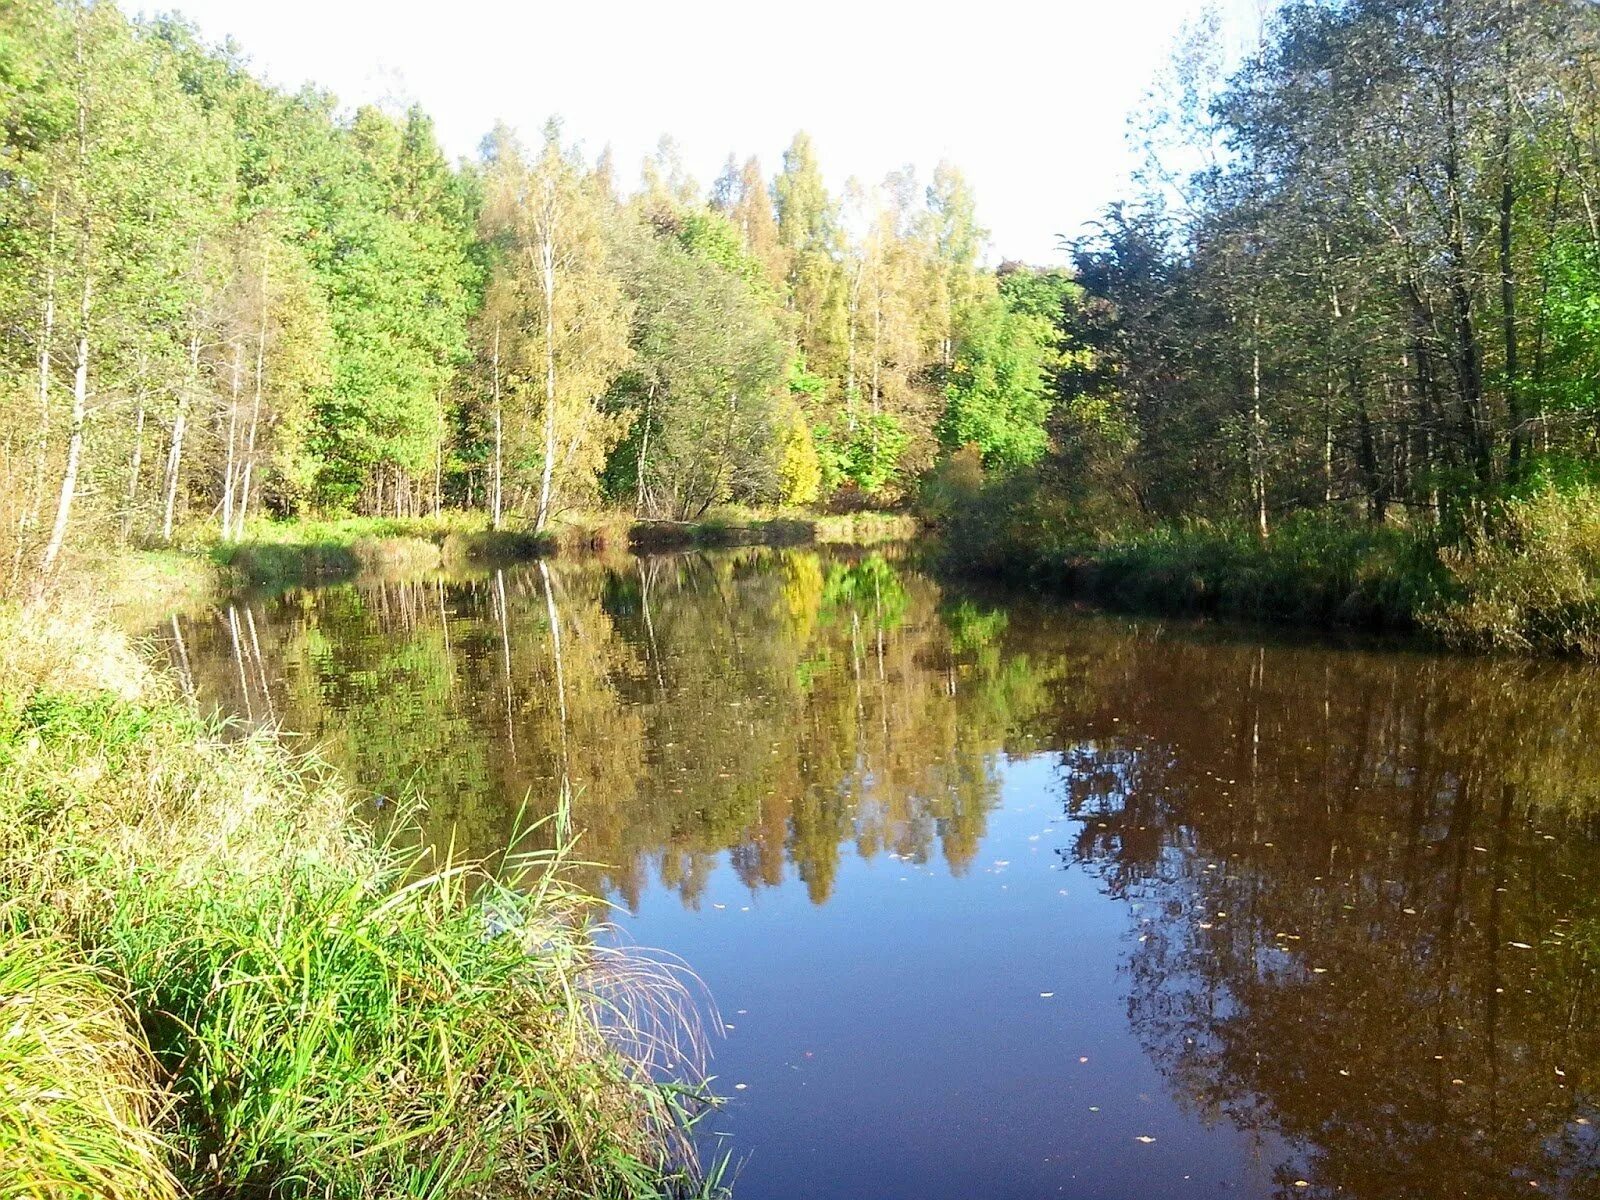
left=1424, top=485, right=1600, bottom=655
left=0, top=928, right=178, bottom=1200
left=0, top=601, right=722, bottom=1199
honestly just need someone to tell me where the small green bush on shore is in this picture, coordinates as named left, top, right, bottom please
left=0, top=602, right=718, bottom=1199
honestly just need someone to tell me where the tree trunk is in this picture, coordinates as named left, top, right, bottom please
left=220, top=341, right=242, bottom=540
left=1441, top=5, right=1494, bottom=487
left=41, top=275, right=90, bottom=575
left=635, top=382, right=654, bottom=516
left=121, top=396, right=145, bottom=544
left=1353, top=364, right=1388, bottom=524
left=1499, top=15, right=1526, bottom=478
left=236, top=247, right=269, bottom=536
left=162, top=332, right=198, bottom=542
left=535, top=202, right=558, bottom=533
left=40, top=24, right=90, bottom=579
left=1251, top=306, right=1269, bottom=540
left=491, top=319, right=504, bottom=530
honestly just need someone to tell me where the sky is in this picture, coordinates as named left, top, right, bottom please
left=136, top=0, right=1259, bottom=265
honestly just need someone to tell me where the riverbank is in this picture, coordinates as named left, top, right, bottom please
left=930, top=484, right=1600, bottom=658
left=206, top=508, right=916, bottom=589
left=0, top=591, right=720, bottom=1198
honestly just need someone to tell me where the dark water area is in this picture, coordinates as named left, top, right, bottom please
left=164, top=547, right=1600, bottom=1199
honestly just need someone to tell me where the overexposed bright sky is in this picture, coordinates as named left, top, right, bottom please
left=140, top=0, right=1259, bottom=264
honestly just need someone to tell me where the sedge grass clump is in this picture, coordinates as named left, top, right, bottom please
left=0, top=600, right=720, bottom=1199
left=0, top=928, right=178, bottom=1200
left=107, top=842, right=706, bottom=1199
left=349, top=533, right=443, bottom=575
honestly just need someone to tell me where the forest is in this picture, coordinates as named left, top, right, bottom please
left=12, top=1, right=1600, bottom=1197
left=0, top=0, right=1068, bottom=583
left=10, top=0, right=1600, bottom=654
left=939, top=0, right=1600, bottom=653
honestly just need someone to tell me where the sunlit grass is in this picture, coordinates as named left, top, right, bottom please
left=0, top=928, right=178, bottom=1200
left=0, top=599, right=724, bottom=1198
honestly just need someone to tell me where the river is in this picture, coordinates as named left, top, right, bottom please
left=164, top=546, right=1600, bottom=1200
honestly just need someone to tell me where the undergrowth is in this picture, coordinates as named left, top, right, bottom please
left=929, top=476, right=1600, bottom=657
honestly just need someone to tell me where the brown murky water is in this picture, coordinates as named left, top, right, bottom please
left=167, top=547, right=1600, bottom=1199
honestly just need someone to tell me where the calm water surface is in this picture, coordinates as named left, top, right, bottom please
left=166, top=548, right=1600, bottom=1200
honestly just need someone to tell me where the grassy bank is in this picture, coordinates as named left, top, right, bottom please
left=0, top=599, right=719, bottom=1198
left=205, top=508, right=919, bottom=589
left=202, top=513, right=555, bottom=590
left=931, top=482, right=1600, bottom=657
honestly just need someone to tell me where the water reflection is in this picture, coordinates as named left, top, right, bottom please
left=169, top=548, right=1600, bottom=1199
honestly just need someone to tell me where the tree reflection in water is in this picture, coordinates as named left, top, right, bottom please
left=171, top=548, right=1600, bottom=1198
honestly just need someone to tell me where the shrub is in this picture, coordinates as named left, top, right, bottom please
left=1427, top=485, right=1600, bottom=655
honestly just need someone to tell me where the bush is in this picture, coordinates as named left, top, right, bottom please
left=929, top=476, right=1451, bottom=634
left=1427, top=485, right=1600, bottom=655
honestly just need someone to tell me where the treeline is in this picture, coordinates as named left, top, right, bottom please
left=1047, top=0, right=1600, bottom=532
left=0, top=0, right=1071, bottom=588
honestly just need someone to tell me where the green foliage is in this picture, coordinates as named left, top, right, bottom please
left=1539, top=237, right=1600, bottom=420
left=814, top=414, right=908, bottom=496
left=938, top=293, right=1053, bottom=470
left=0, top=929, right=178, bottom=1200
left=605, top=208, right=787, bottom=518
left=310, top=106, right=477, bottom=507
